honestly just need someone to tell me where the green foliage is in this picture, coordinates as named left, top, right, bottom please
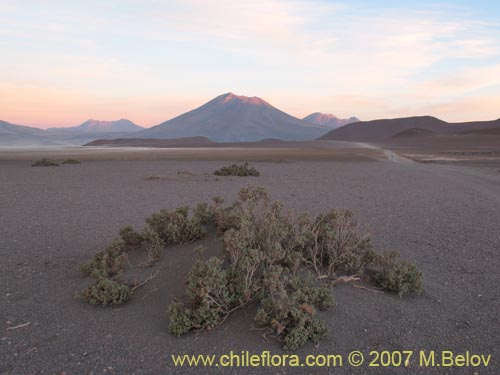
left=168, top=256, right=248, bottom=335
left=212, top=205, right=243, bottom=234
left=61, top=158, right=81, bottom=164
left=192, top=202, right=214, bottom=225
left=76, top=185, right=423, bottom=349
left=32, top=158, right=59, bottom=167
left=372, top=250, right=423, bottom=296
left=119, top=226, right=145, bottom=250
left=214, top=162, right=260, bottom=177
left=143, top=230, right=164, bottom=266
left=79, top=225, right=166, bottom=305
left=168, top=302, right=196, bottom=337
left=146, top=206, right=206, bottom=244
left=79, top=239, right=127, bottom=279
left=166, top=186, right=422, bottom=349
left=79, top=278, right=131, bottom=306
left=255, top=278, right=334, bottom=350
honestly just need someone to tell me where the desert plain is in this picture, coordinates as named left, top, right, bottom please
left=0, top=140, right=499, bottom=375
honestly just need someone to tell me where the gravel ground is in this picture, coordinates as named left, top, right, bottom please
left=0, top=157, right=499, bottom=374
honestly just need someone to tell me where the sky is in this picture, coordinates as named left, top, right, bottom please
left=0, top=0, right=499, bottom=128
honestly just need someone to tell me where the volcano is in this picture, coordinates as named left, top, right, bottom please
left=137, top=93, right=330, bottom=142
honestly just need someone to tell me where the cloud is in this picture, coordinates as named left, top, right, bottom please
left=0, top=0, right=499, bottom=124
left=412, top=64, right=500, bottom=98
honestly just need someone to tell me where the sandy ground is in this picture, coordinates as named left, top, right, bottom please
left=0, top=141, right=381, bottom=162
left=1, top=146, right=500, bottom=374
left=375, top=135, right=500, bottom=166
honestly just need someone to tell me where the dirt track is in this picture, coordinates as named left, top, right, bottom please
left=1, top=149, right=499, bottom=374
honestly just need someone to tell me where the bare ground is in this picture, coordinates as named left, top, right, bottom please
left=0, top=146, right=499, bottom=374
left=375, top=135, right=500, bottom=166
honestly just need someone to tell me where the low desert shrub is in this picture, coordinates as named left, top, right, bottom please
left=214, top=162, right=260, bottom=177
left=192, top=202, right=214, bottom=225
left=167, top=186, right=423, bottom=349
left=297, top=210, right=373, bottom=277
left=146, top=206, right=206, bottom=244
left=143, top=230, right=164, bottom=266
left=32, top=158, right=59, bottom=167
left=79, top=239, right=127, bottom=279
left=78, top=225, right=165, bottom=305
left=61, top=158, right=81, bottom=164
left=79, top=278, right=131, bottom=306
left=168, top=256, right=248, bottom=335
left=77, top=185, right=423, bottom=348
left=119, top=226, right=144, bottom=249
left=372, top=250, right=423, bottom=296
left=255, top=278, right=334, bottom=350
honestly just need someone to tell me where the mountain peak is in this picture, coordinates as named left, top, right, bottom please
left=214, top=92, right=272, bottom=107
left=71, top=119, right=143, bottom=133
left=139, top=93, right=329, bottom=142
left=303, top=112, right=359, bottom=128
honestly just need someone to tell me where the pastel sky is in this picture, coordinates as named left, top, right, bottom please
left=1, top=0, right=500, bottom=128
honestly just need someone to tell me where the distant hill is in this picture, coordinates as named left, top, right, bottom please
left=0, top=120, right=57, bottom=146
left=303, top=113, right=359, bottom=128
left=392, top=128, right=435, bottom=138
left=48, top=119, right=143, bottom=134
left=85, top=136, right=215, bottom=147
left=135, top=93, right=330, bottom=142
left=0, top=119, right=144, bottom=146
left=319, top=116, right=500, bottom=141
left=459, top=126, right=500, bottom=135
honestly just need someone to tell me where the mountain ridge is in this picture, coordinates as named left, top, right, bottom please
left=303, top=112, right=359, bottom=128
left=319, top=116, right=500, bottom=141
left=48, top=119, right=143, bottom=134
left=135, top=93, right=330, bottom=142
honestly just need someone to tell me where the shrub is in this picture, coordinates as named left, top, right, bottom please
left=166, top=186, right=422, bottom=349
left=79, top=225, right=165, bottom=305
left=146, top=207, right=206, bottom=244
left=255, top=278, right=334, bottom=350
left=372, top=250, right=423, bottom=296
left=168, top=256, right=250, bottom=335
left=168, top=302, right=196, bottom=337
left=297, top=210, right=373, bottom=277
left=119, top=226, right=145, bottom=249
left=61, top=158, right=81, bottom=164
left=32, top=158, right=59, bottom=167
left=212, top=205, right=243, bottom=234
left=79, top=239, right=127, bottom=279
left=79, top=278, right=131, bottom=306
left=192, top=202, right=214, bottom=225
left=76, top=185, right=423, bottom=349
left=214, top=162, right=260, bottom=177
left=143, top=230, right=164, bottom=266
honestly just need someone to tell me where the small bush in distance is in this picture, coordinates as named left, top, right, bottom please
left=373, top=250, right=423, bottom=296
left=214, top=162, right=260, bottom=177
left=32, top=158, right=59, bottom=167
left=61, top=158, right=81, bottom=164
